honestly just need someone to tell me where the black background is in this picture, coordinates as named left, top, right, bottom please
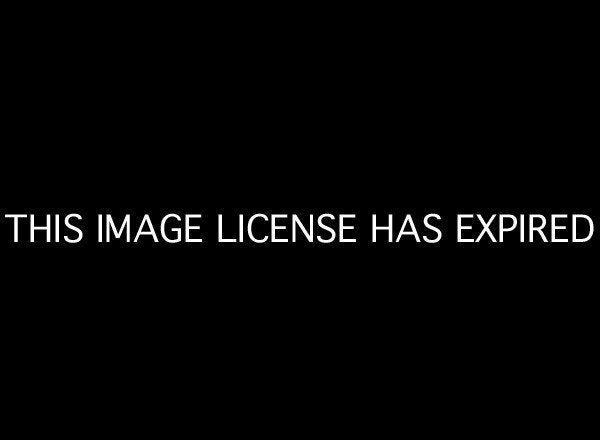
left=1, top=6, right=597, bottom=434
